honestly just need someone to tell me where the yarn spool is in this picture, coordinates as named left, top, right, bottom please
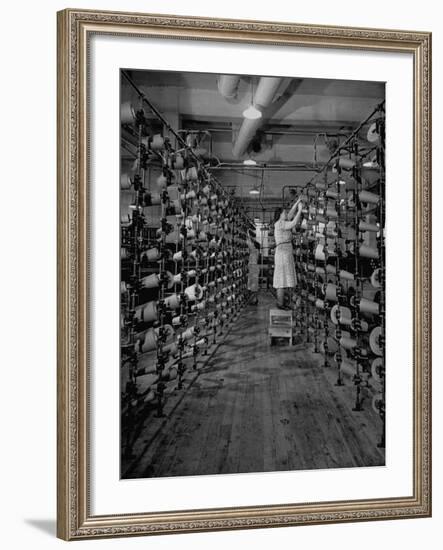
left=315, top=244, right=326, bottom=261
left=369, top=326, right=383, bottom=356
left=359, top=190, right=380, bottom=205
left=135, top=328, right=157, bottom=353
left=156, top=173, right=168, bottom=189
left=184, top=283, right=203, bottom=301
left=357, top=297, right=380, bottom=315
left=326, top=189, right=339, bottom=199
left=201, top=184, right=211, bottom=196
left=191, top=300, right=206, bottom=312
left=339, top=270, right=355, bottom=281
left=163, top=341, right=178, bottom=356
left=151, top=134, right=165, bottom=151
left=324, top=283, right=339, bottom=302
left=140, top=273, right=160, bottom=289
left=183, top=190, right=197, bottom=200
left=359, top=220, right=379, bottom=233
left=370, top=268, right=382, bottom=288
left=172, top=315, right=187, bottom=327
left=164, top=293, right=181, bottom=310
left=142, top=247, right=160, bottom=262
left=164, top=229, right=180, bottom=244
left=165, top=228, right=196, bottom=244
left=170, top=153, right=184, bottom=170
left=121, top=101, right=136, bottom=124
left=372, top=393, right=384, bottom=414
left=350, top=318, right=369, bottom=333
left=187, top=166, right=198, bottom=181
left=134, top=300, right=157, bottom=323
left=172, top=250, right=183, bottom=262
left=359, top=244, right=379, bottom=259
left=338, top=156, right=356, bottom=170
left=300, top=219, right=309, bottom=231
left=181, top=326, right=195, bottom=341
left=367, top=122, right=380, bottom=144
left=315, top=299, right=325, bottom=310
left=371, top=357, right=385, bottom=383
left=325, top=206, right=338, bottom=219
left=330, top=305, right=352, bottom=326
left=120, top=173, right=132, bottom=190
left=340, top=335, right=357, bottom=350
left=121, top=215, right=131, bottom=227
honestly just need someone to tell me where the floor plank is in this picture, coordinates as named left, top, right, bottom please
left=123, top=290, right=385, bottom=479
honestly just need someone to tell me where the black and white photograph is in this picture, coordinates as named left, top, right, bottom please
left=120, top=69, right=386, bottom=479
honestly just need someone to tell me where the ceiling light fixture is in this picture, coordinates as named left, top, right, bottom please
left=243, top=158, right=257, bottom=166
left=249, top=185, right=260, bottom=195
left=242, top=105, right=262, bottom=119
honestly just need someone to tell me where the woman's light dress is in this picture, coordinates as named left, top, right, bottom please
left=273, top=220, right=297, bottom=288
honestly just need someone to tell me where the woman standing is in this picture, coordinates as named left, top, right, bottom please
left=273, top=198, right=303, bottom=309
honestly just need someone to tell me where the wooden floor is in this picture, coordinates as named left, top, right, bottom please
left=123, top=291, right=385, bottom=479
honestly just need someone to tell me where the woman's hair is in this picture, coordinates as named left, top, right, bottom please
left=274, top=207, right=283, bottom=223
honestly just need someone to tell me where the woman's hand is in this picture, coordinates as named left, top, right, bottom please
left=293, top=197, right=302, bottom=209
left=297, top=200, right=303, bottom=212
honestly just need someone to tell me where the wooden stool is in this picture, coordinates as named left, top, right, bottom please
left=268, top=308, right=293, bottom=346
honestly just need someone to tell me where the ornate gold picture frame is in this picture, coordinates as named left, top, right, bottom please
left=57, top=8, right=431, bottom=540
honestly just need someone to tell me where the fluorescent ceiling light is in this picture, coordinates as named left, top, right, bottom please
left=243, top=158, right=257, bottom=166
left=249, top=186, right=260, bottom=195
left=242, top=105, right=262, bottom=120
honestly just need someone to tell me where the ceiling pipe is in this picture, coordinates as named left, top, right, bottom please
left=254, top=77, right=283, bottom=108
left=217, top=75, right=241, bottom=99
left=232, top=77, right=283, bottom=158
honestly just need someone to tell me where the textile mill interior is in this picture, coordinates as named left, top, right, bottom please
left=120, top=69, right=386, bottom=479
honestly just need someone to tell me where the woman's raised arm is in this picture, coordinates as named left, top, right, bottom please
left=284, top=202, right=303, bottom=230
left=287, top=197, right=302, bottom=220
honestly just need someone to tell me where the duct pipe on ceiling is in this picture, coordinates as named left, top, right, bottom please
left=217, top=75, right=241, bottom=98
left=232, top=77, right=283, bottom=158
left=253, top=77, right=283, bottom=108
